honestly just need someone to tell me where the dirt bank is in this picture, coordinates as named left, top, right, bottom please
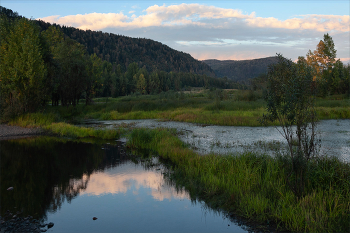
left=0, top=124, right=44, bottom=140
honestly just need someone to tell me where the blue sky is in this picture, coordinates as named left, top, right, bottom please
left=2, top=0, right=349, bottom=62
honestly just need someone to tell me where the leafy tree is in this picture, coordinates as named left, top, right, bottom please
left=136, top=74, right=147, bottom=94
left=54, top=38, right=87, bottom=106
left=41, top=26, right=65, bottom=106
left=261, top=54, right=318, bottom=197
left=306, top=33, right=337, bottom=81
left=0, top=17, right=47, bottom=118
left=85, top=54, right=103, bottom=104
left=125, top=62, right=139, bottom=93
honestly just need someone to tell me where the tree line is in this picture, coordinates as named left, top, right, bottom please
left=251, top=34, right=350, bottom=96
left=0, top=9, right=242, bottom=120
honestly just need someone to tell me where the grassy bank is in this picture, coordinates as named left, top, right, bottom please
left=8, top=90, right=347, bottom=128
left=8, top=113, right=122, bottom=140
left=127, top=128, right=350, bottom=232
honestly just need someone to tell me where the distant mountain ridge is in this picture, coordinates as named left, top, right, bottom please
left=203, top=57, right=279, bottom=82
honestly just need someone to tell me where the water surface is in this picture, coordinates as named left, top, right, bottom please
left=82, top=119, right=350, bottom=162
left=0, top=137, right=247, bottom=233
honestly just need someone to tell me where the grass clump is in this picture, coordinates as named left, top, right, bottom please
left=8, top=112, right=59, bottom=127
left=7, top=112, right=121, bottom=140
left=128, top=128, right=350, bottom=233
left=45, top=122, right=121, bottom=139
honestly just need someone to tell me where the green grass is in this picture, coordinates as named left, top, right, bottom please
left=45, top=122, right=122, bottom=139
left=8, top=112, right=122, bottom=140
left=39, top=90, right=348, bottom=126
left=4, top=90, right=342, bottom=127
left=127, top=128, right=350, bottom=233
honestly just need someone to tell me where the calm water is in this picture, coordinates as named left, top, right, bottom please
left=82, top=119, right=350, bottom=162
left=0, top=137, right=247, bottom=233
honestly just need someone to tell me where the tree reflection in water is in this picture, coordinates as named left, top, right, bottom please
left=0, top=137, right=128, bottom=220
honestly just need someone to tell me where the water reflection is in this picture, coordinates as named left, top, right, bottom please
left=0, top=137, right=126, bottom=219
left=80, top=163, right=189, bottom=201
left=1, top=137, right=247, bottom=233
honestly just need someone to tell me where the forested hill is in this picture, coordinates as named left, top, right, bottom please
left=203, top=57, right=278, bottom=82
left=35, top=20, right=216, bottom=77
left=0, top=6, right=215, bottom=76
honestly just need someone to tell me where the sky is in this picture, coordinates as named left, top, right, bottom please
left=2, top=0, right=349, bottom=63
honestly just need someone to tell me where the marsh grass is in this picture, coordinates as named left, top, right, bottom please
left=128, top=128, right=350, bottom=233
left=8, top=112, right=122, bottom=140
left=8, top=112, right=59, bottom=127
left=45, top=122, right=122, bottom=139
left=42, top=90, right=348, bottom=126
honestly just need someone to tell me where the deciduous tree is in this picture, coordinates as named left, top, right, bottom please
left=261, top=54, right=318, bottom=197
left=0, top=17, right=47, bottom=118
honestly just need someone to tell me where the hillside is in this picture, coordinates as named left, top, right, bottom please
left=34, top=20, right=216, bottom=77
left=0, top=6, right=215, bottom=77
left=203, top=57, right=278, bottom=82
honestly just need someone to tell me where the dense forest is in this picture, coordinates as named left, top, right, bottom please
left=35, top=20, right=215, bottom=77
left=203, top=57, right=278, bottom=82
left=0, top=7, right=242, bottom=120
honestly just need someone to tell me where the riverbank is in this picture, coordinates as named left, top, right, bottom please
left=127, top=128, right=350, bottom=233
left=0, top=210, right=54, bottom=233
left=0, top=124, right=44, bottom=141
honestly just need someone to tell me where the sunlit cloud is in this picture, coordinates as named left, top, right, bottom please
left=38, top=4, right=348, bottom=32
left=37, top=3, right=349, bottom=61
left=246, top=15, right=349, bottom=32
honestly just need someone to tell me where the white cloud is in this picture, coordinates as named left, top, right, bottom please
left=37, top=3, right=349, bottom=61
left=38, top=4, right=348, bottom=32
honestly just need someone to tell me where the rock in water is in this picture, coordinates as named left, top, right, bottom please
left=47, top=222, right=54, bottom=228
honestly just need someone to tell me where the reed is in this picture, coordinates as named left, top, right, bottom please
left=128, top=128, right=350, bottom=232
left=45, top=122, right=121, bottom=139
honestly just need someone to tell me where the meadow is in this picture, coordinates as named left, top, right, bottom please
left=9, top=89, right=350, bottom=129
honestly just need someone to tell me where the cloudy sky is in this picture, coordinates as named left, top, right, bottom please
left=2, top=0, right=349, bottom=62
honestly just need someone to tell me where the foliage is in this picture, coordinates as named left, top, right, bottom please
left=261, top=54, right=319, bottom=196
left=0, top=17, right=48, bottom=119
left=34, top=18, right=216, bottom=77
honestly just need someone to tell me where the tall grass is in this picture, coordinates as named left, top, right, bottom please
left=8, top=112, right=58, bottom=127
left=8, top=112, right=121, bottom=140
left=128, top=128, right=350, bottom=232
left=45, top=122, right=121, bottom=139
left=6, top=90, right=349, bottom=130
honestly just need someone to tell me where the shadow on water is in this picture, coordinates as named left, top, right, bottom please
left=1, top=136, right=260, bottom=233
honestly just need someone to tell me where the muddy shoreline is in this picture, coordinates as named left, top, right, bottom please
left=0, top=124, right=45, bottom=141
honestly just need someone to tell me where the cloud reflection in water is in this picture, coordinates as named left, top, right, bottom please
left=80, top=162, right=189, bottom=201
